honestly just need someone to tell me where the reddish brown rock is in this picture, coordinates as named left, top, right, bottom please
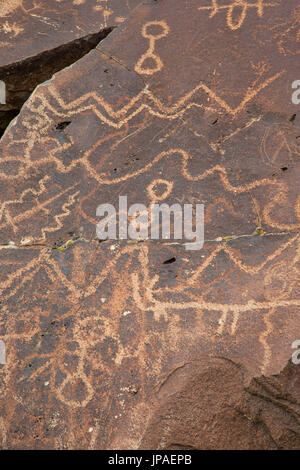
left=0, top=0, right=141, bottom=67
left=0, top=0, right=141, bottom=134
left=0, top=0, right=300, bottom=449
left=140, top=359, right=300, bottom=450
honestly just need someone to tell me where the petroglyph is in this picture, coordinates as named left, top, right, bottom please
left=198, top=0, right=278, bottom=30
left=135, top=21, right=170, bottom=75
left=0, top=0, right=300, bottom=451
left=0, top=0, right=21, bottom=18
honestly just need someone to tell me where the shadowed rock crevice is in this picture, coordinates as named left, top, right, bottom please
left=139, top=359, right=300, bottom=450
left=0, top=27, right=114, bottom=137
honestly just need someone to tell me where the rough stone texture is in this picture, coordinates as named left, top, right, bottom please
left=0, top=0, right=300, bottom=449
left=140, top=359, right=300, bottom=450
left=0, top=0, right=141, bottom=134
left=0, top=0, right=140, bottom=67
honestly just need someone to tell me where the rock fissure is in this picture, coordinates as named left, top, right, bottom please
left=0, top=27, right=114, bottom=138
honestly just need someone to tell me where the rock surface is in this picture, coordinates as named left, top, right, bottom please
left=0, top=0, right=300, bottom=449
left=0, top=0, right=141, bottom=134
left=0, top=0, right=140, bottom=67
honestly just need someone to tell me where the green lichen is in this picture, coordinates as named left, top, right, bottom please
left=127, top=239, right=146, bottom=245
left=55, top=239, right=75, bottom=252
left=218, top=227, right=266, bottom=242
left=252, top=227, right=266, bottom=236
left=54, top=237, right=89, bottom=252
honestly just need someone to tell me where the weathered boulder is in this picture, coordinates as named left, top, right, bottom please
left=0, top=0, right=299, bottom=449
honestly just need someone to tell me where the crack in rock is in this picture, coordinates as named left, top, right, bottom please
left=0, top=27, right=114, bottom=137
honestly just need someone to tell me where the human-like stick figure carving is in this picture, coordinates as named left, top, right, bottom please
left=135, top=20, right=170, bottom=75
left=198, top=0, right=278, bottom=31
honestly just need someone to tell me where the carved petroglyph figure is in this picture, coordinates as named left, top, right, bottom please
left=0, top=0, right=22, bottom=17
left=198, top=0, right=278, bottom=30
left=135, top=21, right=170, bottom=75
